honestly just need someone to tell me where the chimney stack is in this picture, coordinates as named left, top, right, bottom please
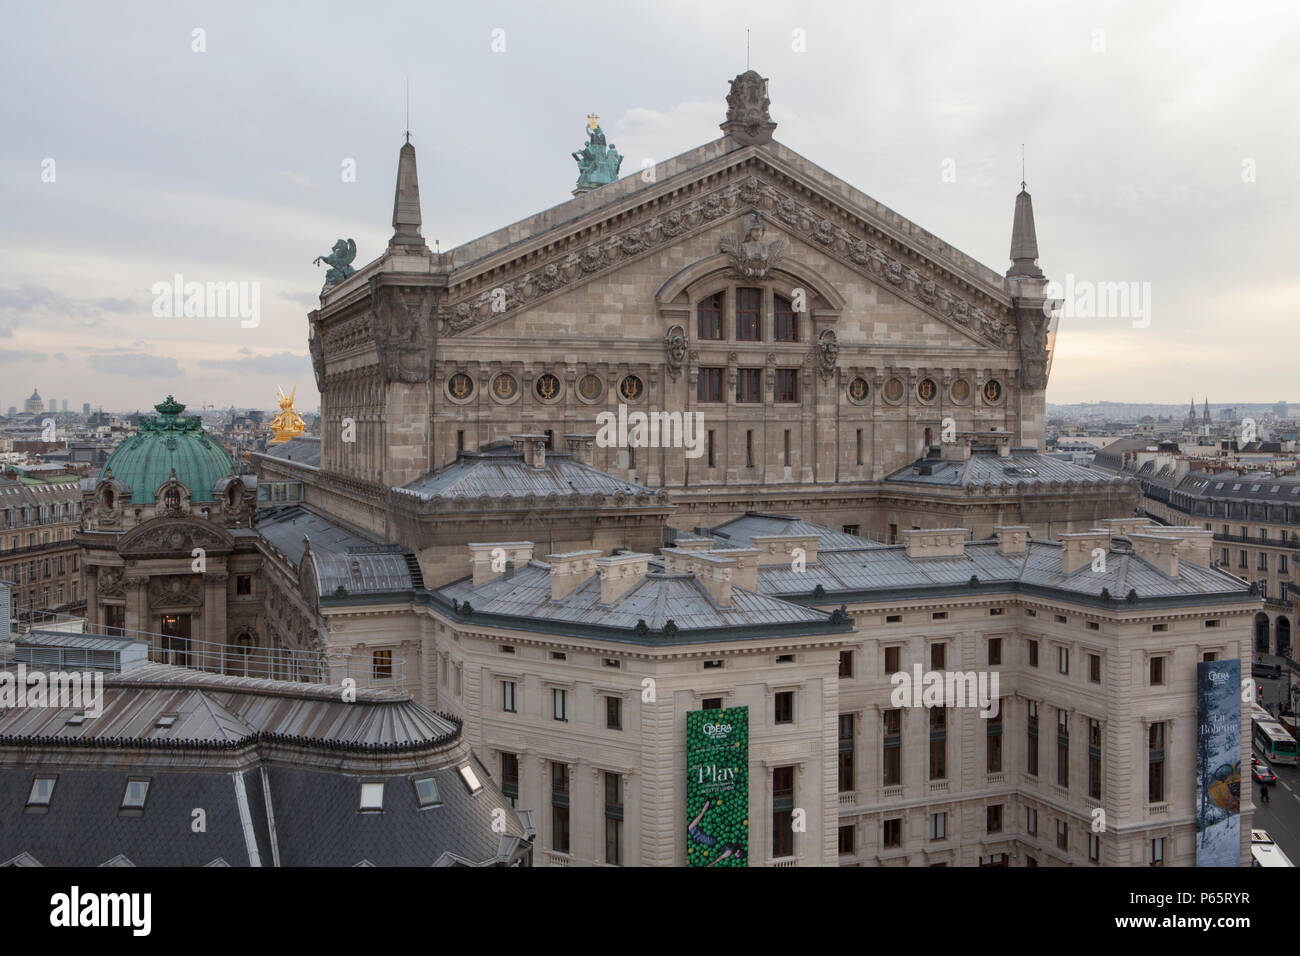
left=546, top=549, right=602, bottom=601
left=564, top=433, right=595, bottom=465
left=596, top=552, right=651, bottom=604
left=709, top=548, right=760, bottom=591
left=467, top=541, right=535, bottom=586
left=1058, top=531, right=1110, bottom=574
left=512, top=433, right=549, bottom=469
left=994, top=525, right=1030, bottom=555
left=900, top=528, right=968, bottom=559
left=1129, top=533, right=1182, bottom=578
left=750, top=533, right=820, bottom=566
left=1144, top=527, right=1213, bottom=569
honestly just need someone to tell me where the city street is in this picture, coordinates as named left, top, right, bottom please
left=1251, top=655, right=1300, bottom=864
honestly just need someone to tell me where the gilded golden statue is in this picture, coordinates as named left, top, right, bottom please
left=268, top=385, right=306, bottom=444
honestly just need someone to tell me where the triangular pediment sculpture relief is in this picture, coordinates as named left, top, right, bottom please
left=435, top=168, right=1015, bottom=349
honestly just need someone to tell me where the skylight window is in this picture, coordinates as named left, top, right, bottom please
left=121, top=778, right=150, bottom=811
left=459, top=765, right=483, bottom=795
left=156, top=714, right=178, bottom=729
left=359, top=782, right=385, bottom=811
left=413, top=776, right=441, bottom=808
left=26, top=776, right=56, bottom=809
left=65, top=713, right=86, bottom=726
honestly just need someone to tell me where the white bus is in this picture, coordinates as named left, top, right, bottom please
left=1251, top=829, right=1295, bottom=867
left=1251, top=704, right=1299, bottom=766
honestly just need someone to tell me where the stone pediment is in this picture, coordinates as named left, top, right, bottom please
left=434, top=152, right=1017, bottom=349
left=118, top=518, right=235, bottom=558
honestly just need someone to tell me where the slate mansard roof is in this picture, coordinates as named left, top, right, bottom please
left=884, top=448, right=1124, bottom=491
left=0, top=664, right=528, bottom=867
left=257, top=505, right=419, bottom=596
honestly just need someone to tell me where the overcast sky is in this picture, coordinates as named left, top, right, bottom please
left=3, top=0, right=1297, bottom=414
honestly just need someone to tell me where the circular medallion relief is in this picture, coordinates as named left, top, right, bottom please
left=577, top=373, right=604, bottom=403
left=883, top=377, right=904, bottom=403
left=490, top=372, right=519, bottom=403
left=983, top=379, right=1003, bottom=404
left=619, top=375, right=644, bottom=403
left=535, top=373, right=562, bottom=402
left=917, top=378, right=937, bottom=402
left=847, top=377, right=870, bottom=405
left=950, top=378, right=970, bottom=403
left=446, top=372, right=475, bottom=403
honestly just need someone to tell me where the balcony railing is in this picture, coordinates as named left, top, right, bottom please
left=6, top=607, right=404, bottom=688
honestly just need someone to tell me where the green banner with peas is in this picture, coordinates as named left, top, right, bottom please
left=686, top=706, right=749, bottom=867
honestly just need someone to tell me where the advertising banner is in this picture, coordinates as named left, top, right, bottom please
left=685, top=706, right=749, bottom=867
left=1195, top=659, right=1242, bottom=867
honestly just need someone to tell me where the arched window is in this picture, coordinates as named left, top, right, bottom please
left=103, top=489, right=115, bottom=510
left=164, top=487, right=180, bottom=511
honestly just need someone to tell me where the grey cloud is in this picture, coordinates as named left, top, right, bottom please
left=197, top=351, right=311, bottom=376
left=88, top=352, right=182, bottom=377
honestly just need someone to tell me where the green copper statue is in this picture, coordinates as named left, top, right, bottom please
left=572, top=114, right=623, bottom=193
left=314, top=238, right=357, bottom=285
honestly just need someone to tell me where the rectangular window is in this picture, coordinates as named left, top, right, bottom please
left=773, top=766, right=795, bottom=857
left=501, top=752, right=519, bottom=806
left=372, top=649, right=393, bottom=680
left=502, top=680, right=517, bottom=713
left=551, top=762, right=570, bottom=854
left=931, top=643, right=945, bottom=670
left=1088, top=719, right=1103, bottom=800
left=838, top=713, right=855, bottom=792
left=736, top=367, right=762, bottom=403
left=358, top=782, right=384, bottom=812
left=236, top=574, right=251, bottom=596
left=987, top=804, right=1003, bottom=834
left=882, top=817, right=902, bottom=849
left=838, top=825, right=855, bottom=855
left=1148, top=722, right=1166, bottom=802
left=698, top=291, right=724, bottom=339
left=774, top=295, right=799, bottom=342
left=697, top=367, right=724, bottom=403
left=707, top=430, right=715, bottom=469
left=783, top=429, right=791, bottom=465
left=1028, top=639, right=1038, bottom=667
left=745, top=429, right=755, bottom=467
left=26, top=776, right=56, bottom=810
left=413, top=776, right=441, bottom=808
left=1089, top=653, right=1101, bottom=683
left=884, top=646, right=900, bottom=674
left=987, top=700, right=1003, bottom=773
left=988, top=637, right=1002, bottom=666
left=883, top=709, right=901, bottom=786
left=1056, top=820, right=1068, bottom=851
left=552, top=688, right=569, bottom=722
left=703, top=697, right=723, bottom=710
left=774, top=690, right=794, bottom=725
left=929, top=707, right=946, bottom=780
left=838, top=651, right=853, bottom=678
left=1150, top=656, right=1164, bottom=686
left=1149, top=837, right=1164, bottom=866
left=604, top=772, right=623, bottom=866
left=855, top=429, right=863, bottom=466
left=121, top=778, right=151, bottom=812
left=606, top=695, right=622, bottom=730
left=1057, top=709, right=1070, bottom=788
left=775, top=369, right=799, bottom=403
left=1026, top=807, right=1037, bottom=836
left=1058, top=647, right=1069, bottom=675
left=929, top=812, right=946, bottom=841
left=736, top=287, right=762, bottom=341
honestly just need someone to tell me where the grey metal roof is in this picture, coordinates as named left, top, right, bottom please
left=884, top=449, right=1121, bottom=489
left=754, top=539, right=1252, bottom=604
left=256, top=506, right=415, bottom=596
left=1165, top=470, right=1300, bottom=504
left=0, top=662, right=456, bottom=750
left=703, top=512, right=885, bottom=550
left=260, top=436, right=321, bottom=467
left=398, top=443, right=665, bottom=503
left=438, top=560, right=831, bottom=633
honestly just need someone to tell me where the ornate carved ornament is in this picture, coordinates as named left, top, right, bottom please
left=815, top=328, right=839, bottom=380
left=664, top=324, right=688, bottom=380
left=148, top=575, right=204, bottom=610
left=436, top=171, right=1014, bottom=347
left=118, top=519, right=234, bottom=558
left=719, top=209, right=786, bottom=279
left=371, top=283, right=438, bottom=384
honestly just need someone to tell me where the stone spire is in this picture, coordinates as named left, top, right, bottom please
left=1006, top=185, right=1043, bottom=279
left=390, top=138, right=425, bottom=251
left=1203, top=398, right=1211, bottom=424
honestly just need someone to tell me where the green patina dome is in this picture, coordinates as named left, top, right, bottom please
left=102, top=396, right=234, bottom=503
